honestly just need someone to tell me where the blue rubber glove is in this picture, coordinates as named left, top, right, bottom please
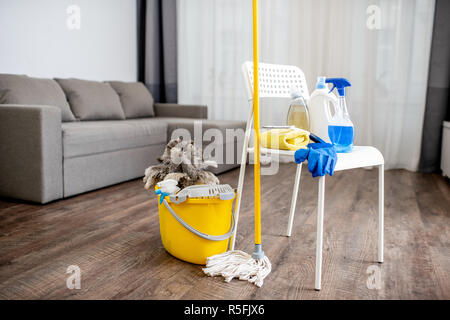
left=295, top=142, right=337, bottom=178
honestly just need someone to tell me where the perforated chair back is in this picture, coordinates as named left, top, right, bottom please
left=242, top=62, right=310, bottom=101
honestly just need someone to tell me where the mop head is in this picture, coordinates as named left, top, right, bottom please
left=202, top=250, right=271, bottom=287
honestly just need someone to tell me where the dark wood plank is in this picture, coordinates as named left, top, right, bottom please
left=0, top=166, right=448, bottom=299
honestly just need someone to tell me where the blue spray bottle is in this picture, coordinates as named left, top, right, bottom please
left=325, top=78, right=354, bottom=153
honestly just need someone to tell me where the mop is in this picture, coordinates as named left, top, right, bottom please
left=202, top=0, right=271, bottom=288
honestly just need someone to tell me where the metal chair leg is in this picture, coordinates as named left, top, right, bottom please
left=315, top=176, right=325, bottom=291
left=286, top=163, right=302, bottom=237
left=378, top=164, right=384, bottom=263
left=230, top=108, right=253, bottom=251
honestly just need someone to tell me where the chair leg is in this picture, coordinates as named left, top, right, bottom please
left=378, top=164, right=384, bottom=263
left=286, top=163, right=302, bottom=237
left=230, top=108, right=253, bottom=251
left=315, top=176, right=325, bottom=291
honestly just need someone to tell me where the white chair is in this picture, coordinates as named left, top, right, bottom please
left=232, top=62, right=384, bottom=290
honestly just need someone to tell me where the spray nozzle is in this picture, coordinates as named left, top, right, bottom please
left=325, top=78, right=351, bottom=96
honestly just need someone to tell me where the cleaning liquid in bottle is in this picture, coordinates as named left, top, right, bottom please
left=286, top=87, right=310, bottom=131
left=325, top=78, right=354, bottom=153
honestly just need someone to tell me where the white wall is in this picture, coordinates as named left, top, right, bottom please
left=0, top=0, right=137, bottom=81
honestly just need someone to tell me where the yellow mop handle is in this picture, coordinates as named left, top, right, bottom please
left=252, top=0, right=261, bottom=246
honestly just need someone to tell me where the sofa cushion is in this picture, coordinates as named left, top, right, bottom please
left=108, top=81, right=155, bottom=118
left=0, top=74, right=76, bottom=122
left=62, top=119, right=168, bottom=158
left=55, top=78, right=125, bottom=121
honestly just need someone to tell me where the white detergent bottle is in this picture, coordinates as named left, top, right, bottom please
left=308, top=76, right=338, bottom=143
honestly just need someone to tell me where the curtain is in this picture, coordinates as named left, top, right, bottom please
left=177, top=0, right=435, bottom=171
left=139, top=0, right=177, bottom=103
left=419, top=0, right=450, bottom=173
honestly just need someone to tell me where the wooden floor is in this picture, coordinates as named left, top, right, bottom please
left=0, top=165, right=449, bottom=300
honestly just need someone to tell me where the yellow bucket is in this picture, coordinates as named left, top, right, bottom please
left=156, top=186, right=236, bottom=265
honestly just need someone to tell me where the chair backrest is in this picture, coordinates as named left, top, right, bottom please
left=242, top=61, right=310, bottom=101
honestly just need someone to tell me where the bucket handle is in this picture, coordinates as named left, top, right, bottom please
left=162, top=198, right=235, bottom=242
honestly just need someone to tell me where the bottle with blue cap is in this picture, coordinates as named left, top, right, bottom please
left=308, top=76, right=339, bottom=143
left=325, top=78, right=354, bottom=153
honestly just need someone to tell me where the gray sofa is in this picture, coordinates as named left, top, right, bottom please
left=0, top=75, right=245, bottom=203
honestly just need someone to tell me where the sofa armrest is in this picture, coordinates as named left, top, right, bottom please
left=0, top=104, right=63, bottom=203
left=154, top=103, right=208, bottom=119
